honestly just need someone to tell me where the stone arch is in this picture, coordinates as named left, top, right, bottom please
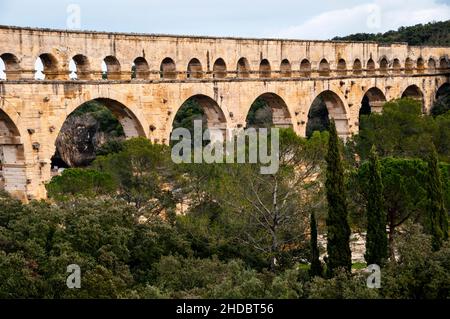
left=246, top=92, right=293, bottom=128
left=0, top=53, right=21, bottom=80
left=280, top=59, right=292, bottom=77
left=160, top=57, right=177, bottom=79
left=259, top=59, right=271, bottom=78
left=36, top=53, right=60, bottom=80
left=171, top=94, right=228, bottom=139
left=71, top=54, right=90, bottom=80
left=237, top=57, right=251, bottom=78
left=307, top=90, right=349, bottom=138
left=319, top=59, right=330, bottom=76
left=187, top=58, right=203, bottom=79
left=0, top=109, right=27, bottom=201
left=439, top=57, right=449, bottom=70
left=405, top=58, right=414, bottom=74
left=337, top=59, right=347, bottom=75
left=132, top=57, right=150, bottom=80
left=360, top=87, right=386, bottom=116
left=103, top=56, right=121, bottom=80
left=393, top=58, right=401, bottom=74
left=353, top=59, right=362, bottom=75
left=379, top=57, right=389, bottom=75
left=417, top=57, right=425, bottom=74
left=402, top=85, right=424, bottom=110
left=366, top=58, right=375, bottom=75
left=53, top=98, right=146, bottom=168
left=300, top=59, right=311, bottom=77
left=428, top=57, right=436, bottom=72
left=213, top=58, right=227, bottom=78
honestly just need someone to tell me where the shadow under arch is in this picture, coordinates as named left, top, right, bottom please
left=246, top=92, right=293, bottom=129
left=0, top=109, right=27, bottom=200
left=401, top=84, right=424, bottom=111
left=361, top=87, right=387, bottom=115
left=436, top=82, right=450, bottom=99
left=306, top=90, right=349, bottom=139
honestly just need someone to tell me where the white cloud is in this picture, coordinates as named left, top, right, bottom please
left=272, top=0, right=450, bottom=40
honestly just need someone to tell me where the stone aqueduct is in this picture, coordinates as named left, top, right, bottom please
left=0, top=25, right=449, bottom=201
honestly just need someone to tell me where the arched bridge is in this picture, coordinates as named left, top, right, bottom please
left=0, top=25, right=449, bottom=200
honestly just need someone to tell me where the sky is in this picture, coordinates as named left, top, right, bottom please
left=0, top=0, right=449, bottom=40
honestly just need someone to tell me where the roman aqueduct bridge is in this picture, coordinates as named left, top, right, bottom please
left=0, top=25, right=449, bottom=201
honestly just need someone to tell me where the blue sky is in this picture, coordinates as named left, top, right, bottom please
left=0, top=0, right=449, bottom=39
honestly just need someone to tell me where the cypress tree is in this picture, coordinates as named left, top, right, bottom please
left=425, top=146, right=448, bottom=250
left=325, top=120, right=352, bottom=277
left=364, top=145, right=388, bottom=265
left=310, top=212, right=323, bottom=277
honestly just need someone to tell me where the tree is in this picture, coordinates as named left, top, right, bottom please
left=364, top=146, right=388, bottom=265
left=325, top=120, right=351, bottom=276
left=46, top=168, right=116, bottom=200
left=425, top=146, right=448, bottom=250
left=309, top=212, right=323, bottom=277
left=358, top=157, right=428, bottom=259
left=93, top=137, right=175, bottom=215
left=354, top=98, right=435, bottom=160
left=206, top=129, right=328, bottom=271
left=333, top=20, right=450, bottom=46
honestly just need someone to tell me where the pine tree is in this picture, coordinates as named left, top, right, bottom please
left=425, top=146, right=448, bottom=250
left=310, top=212, right=323, bottom=277
left=364, top=145, right=388, bottom=265
left=325, top=120, right=352, bottom=277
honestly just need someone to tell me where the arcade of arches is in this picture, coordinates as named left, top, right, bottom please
left=0, top=25, right=449, bottom=200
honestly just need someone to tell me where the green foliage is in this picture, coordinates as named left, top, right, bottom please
left=46, top=168, right=116, bottom=200
left=94, top=137, right=175, bottom=213
left=352, top=98, right=450, bottom=163
left=358, top=157, right=428, bottom=258
left=308, top=269, right=379, bottom=299
left=364, top=146, right=388, bottom=265
left=333, top=20, right=450, bottom=46
left=424, top=146, right=448, bottom=250
left=325, top=121, right=352, bottom=276
left=382, top=224, right=450, bottom=299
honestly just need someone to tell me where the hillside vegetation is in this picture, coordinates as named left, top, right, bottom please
left=333, top=20, right=450, bottom=46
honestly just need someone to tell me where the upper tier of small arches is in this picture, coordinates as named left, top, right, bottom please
left=0, top=52, right=449, bottom=81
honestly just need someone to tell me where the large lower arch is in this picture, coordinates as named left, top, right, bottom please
left=402, top=85, right=424, bottom=110
left=171, top=94, right=228, bottom=144
left=53, top=98, right=146, bottom=168
left=306, top=90, right=349, bottom=139
left=246, top=93, right=293, bottom=128
left=0, top=109, right=27, bottom=200
left=361, top=87, right=386, bottom=115
left=172, top=95, right=227, bottom=130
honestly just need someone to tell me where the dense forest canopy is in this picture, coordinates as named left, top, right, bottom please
left=333, top=20, right=450, bottom=46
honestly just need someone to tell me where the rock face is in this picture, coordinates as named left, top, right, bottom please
left=54, top=113, right=117, bottom=167
left=318, top=233, right=367, bottom=264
